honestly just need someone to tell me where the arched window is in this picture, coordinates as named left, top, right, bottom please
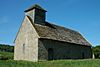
left=48, top=48, right=54, bottom=60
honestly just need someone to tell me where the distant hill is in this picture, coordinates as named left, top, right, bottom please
left=0, top=44, right=14, bottom=52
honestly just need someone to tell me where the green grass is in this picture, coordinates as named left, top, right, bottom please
left=0, top=52, right=14, bottom=60
left=0, top=59, right=100, bottom=67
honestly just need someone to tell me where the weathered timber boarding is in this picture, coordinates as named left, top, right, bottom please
left=14, top=4, right=92, bottom=62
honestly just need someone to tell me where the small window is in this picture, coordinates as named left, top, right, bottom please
left=23, top=44, right=25, bottom=54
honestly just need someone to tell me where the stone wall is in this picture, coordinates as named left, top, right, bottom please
left=14, top=16, right=39, bottom=62
left=38, top=39, right=92, bottom=61
left=25, top=8, right=46, bottom=25
left=25, top=10, right=35, bottom=22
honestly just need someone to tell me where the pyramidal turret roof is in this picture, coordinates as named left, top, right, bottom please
left=24, top=4, right=47, bottom=12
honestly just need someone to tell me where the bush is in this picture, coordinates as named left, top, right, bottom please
left=0, top=55, right=8, bottom=60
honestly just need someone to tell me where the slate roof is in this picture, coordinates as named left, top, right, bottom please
left=24, top=4, right=46, bottom=12
left=27, top=16, right=91, bottom=46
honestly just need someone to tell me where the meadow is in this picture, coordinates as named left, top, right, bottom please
left=0, top=45, right=100, bottom=67
left=0, top=59, right=100, bottom=67
left=0, top=52, right=13, bottom=60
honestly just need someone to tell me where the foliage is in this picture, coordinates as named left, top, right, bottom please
left=0, top=44, right=14, bottom=60
left=0, top=59, right=100, bottom=67
left=92, top=45, right=100, bottom=59
left=0, top=52, right=14, bottom=60
left=0, top=44, right=14, bottom=52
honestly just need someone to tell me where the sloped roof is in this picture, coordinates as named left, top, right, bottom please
left=27, top=16, right=91, bottom=46
left=34, top=23, right=91, bottom=46
left=24, top=4, right=46, bottom=12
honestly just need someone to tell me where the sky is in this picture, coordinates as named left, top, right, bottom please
left=0, top=0, right=100, bottom=46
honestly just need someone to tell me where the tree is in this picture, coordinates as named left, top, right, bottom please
left=92, top=45, right=100, bottom=59
left=0, top=44, right=14, bottom=52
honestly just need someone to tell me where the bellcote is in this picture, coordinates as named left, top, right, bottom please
left=24, top=4, right=47, bottom=25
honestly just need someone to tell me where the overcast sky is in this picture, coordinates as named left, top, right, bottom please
left=0, top=0, right=100, bottom=46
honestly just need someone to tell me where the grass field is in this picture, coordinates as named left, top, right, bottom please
left=0, top=52, right=14, bottom=60
left=0, top=59, right=100, bottom=67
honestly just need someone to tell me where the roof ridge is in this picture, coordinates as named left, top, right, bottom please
left=46, top=22, right=80, bottom=34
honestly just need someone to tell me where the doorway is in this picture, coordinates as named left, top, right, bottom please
left=48, top=48, right=54, bottom=60
left=82, top=52, right=85, bottom=59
